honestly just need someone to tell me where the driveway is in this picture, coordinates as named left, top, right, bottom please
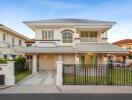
left=19, top=70, right=56, bottom=85
left=0, top=70, right=61, bottom=93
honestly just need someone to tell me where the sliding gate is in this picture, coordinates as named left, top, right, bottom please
left=63, top=64, right=132, bottom=85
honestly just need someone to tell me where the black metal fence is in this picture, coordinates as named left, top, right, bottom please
left=15, top=61, right=29, bottom=74
left=63, top=64, right=132, bottom=85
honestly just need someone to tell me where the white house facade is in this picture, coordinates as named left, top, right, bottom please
left=0, top=24, right=30, bottom=59
left=18, top=19, right=128, bottom=76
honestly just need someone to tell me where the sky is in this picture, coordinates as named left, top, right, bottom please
left=0, top=0, right=132, bottom=43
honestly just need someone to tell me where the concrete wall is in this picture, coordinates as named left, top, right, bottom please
left=0, top=61, right=15, bottom=86
left=62, top=54, right=75, bottom=64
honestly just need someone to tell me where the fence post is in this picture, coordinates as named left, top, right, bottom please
left=5, top=61, right=15, bottom=85
left=56, top=61, right=63, bottom=86
left=107, top=56, right=113, bottom=85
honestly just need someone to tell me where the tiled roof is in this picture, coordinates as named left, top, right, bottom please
left=24, top=18, right=116, bottom=24
left=113, top=39, right=132, bottom=45
left=76, top=43, right=128, bottom=53
left=14, top=43, right=128, bottom=54
left=25, top=39, right=35, bottom=43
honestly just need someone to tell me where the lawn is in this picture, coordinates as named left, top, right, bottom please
left=15, top=71, right=32, bottom=83
left=63, top=68, right=132, bottom=85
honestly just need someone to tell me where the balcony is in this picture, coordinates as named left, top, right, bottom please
left=80, top=37, right=98, bottom=42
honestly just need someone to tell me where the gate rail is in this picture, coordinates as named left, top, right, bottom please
left=63, top=64, right=132, bottom=85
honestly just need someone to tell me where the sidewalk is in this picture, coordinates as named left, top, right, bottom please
left=59, top=85, right=132, bottom=94
left=1, top=85, right=132, bottom=94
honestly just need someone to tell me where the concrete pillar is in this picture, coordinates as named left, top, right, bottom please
left=56, top=54, right=63, bottom=86
left=32, top=54, right=37, bottom=74
left=56, top=61, right=63, bottom=86
left=6, top=61, right=15, bottom=85
left=58, top=54, right=63, bottom=61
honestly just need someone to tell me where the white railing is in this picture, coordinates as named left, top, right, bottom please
left=80, top=37, right=98, bottom=42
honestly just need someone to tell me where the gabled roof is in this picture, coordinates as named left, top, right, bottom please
left=113, top=39, right=132, bottom=45
left=23, top=18, right=116, bottom=24
left=0, top=24, right=30, bottom=40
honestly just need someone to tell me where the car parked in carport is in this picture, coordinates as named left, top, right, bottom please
left=108, top=61, right=129, bottom=67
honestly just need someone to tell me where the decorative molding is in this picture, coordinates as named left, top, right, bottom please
left=36, top=39, right=60, bottom=41
left=61, top=29, right=74, bottom=33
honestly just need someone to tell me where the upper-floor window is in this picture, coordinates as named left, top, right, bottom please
left=12, top=37, right=15, bottom=46
left=19, top=40, right=22, bottom=46
left=80, top=31, right=97, bottom=38
left=42, top=30, right=54, bottom=40
left=3, top=33, right=6, bottom=41
left=62, top=31, right=73, bottom=43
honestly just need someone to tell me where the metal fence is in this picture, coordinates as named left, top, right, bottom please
left=63, top=64, right=132, bottom=85
left=15, top=61, right=30, bottom=74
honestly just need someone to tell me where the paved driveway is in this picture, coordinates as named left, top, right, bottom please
left=0, top=70, right=60, bottom=93
left=19, top=70, right=56, bottom=85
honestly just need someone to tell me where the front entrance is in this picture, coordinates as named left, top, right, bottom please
left=39, top=54, right=57, bottom=71
left=80, top=54, right=98, bottom=64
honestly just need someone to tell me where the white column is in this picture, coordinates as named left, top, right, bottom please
left=32, top=54, right=37, bottom=74
left=56, top=54, right=63, bottom=86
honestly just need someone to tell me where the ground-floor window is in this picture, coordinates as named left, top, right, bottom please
left=79, top=54, right=98, bottom=64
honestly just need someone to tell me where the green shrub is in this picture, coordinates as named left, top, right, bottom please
left=14, top=56, right=26, bottom=63
left=129, top=55, right=132, bottom=59
left=0, top=58, right=7, bottom=64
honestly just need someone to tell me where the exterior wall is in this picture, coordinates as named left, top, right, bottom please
left=97, top=54, right=106, bottom=64
left=34, top=26, right=108, bottom=47
left=35, top=27, right=76, bottom=47
left=38, top=54, right=57, bottom=70
left=62, top=54, right=75, bottom=64
left=38, top=54, right=75, bottom=71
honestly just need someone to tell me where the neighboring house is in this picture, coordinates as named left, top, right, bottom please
left=18, top=19, right=128, bottom=74
left=25, top=39, right=35, bottom=47
left=113, top=39, right=132, bottom=63
left=0, top=24, right=30, bottom=59
left=113, top=39, right=132, bottom=55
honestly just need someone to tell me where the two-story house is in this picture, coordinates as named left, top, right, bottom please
left=19, top=19, right=128, bottom=74
left=0, top=24, right=30, bottom=59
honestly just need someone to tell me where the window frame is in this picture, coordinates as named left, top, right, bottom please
left=42, top=30, right=54, bottom=40
left=19, top=40, right=22, bottom=46
left=62, top=30, right=73, bottom=43
left=3, top=33, right=6, bottom=41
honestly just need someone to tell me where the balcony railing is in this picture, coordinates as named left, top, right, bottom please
left=80, top=37, right=98, bottom=42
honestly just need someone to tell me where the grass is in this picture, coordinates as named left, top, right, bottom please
left=64, top=68, right=132, bottom=85
left=15, top=70, right=32, bottom=83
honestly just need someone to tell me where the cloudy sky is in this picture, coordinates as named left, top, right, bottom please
left=0, top=0, right=132, bottom=42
